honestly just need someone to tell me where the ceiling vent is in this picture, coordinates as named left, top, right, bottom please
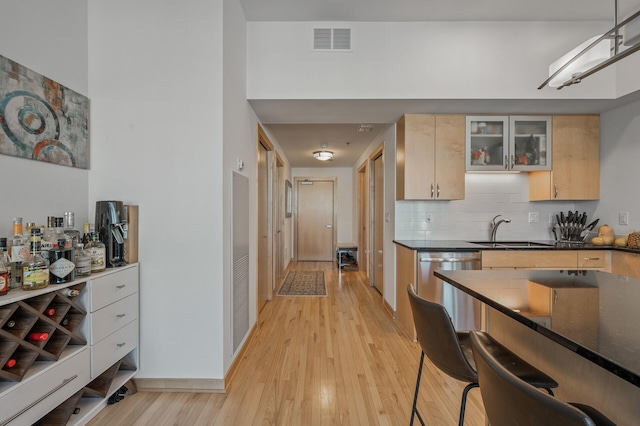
left=358, top=124, right=376, bottom=133
left=314, top=28, right=351, bottom=50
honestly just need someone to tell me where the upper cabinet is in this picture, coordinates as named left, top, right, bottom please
left=466, top=116, right=552, bottom=172
left=396, top=114, right=465, bottom=200
left=529, top=115, right=600, bottom=201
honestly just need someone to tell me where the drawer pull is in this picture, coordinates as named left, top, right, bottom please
left=116, top=314, right=126, bottom=318
left=1, top=375, right=78, bottom=425
left=583, top=257, right=601, bottom=261
left=116, top=285, right=126, bottom=289
left=117, top=342, right=126, bottom=348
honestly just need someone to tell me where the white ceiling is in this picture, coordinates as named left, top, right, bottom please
left=242, top=0, right=640, bottom=167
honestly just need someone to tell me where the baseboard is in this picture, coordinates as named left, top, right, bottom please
left=133, top=378, right=225, bottom=393
left=383, top=298, right=394, bottom=318
left=224, top=322, right=258, bottom=389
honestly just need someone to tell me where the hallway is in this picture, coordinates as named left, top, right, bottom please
left=89, top=262, right=486, bottom=425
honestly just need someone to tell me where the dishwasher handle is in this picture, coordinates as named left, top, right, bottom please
left=420, top=257, right=480, bottom=263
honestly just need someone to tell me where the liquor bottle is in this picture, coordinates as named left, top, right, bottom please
left=0, top=238, right=11, bottom=293
left=86, top=232, right=106, bottom=273
left=10, top=218, right=29, bottom=289
left=53, top=217, right=72, bottom=249
left=48, top=238, right=76, bottom=284
left=64, top=212, right=81, bottom=246
left=22, top=228, right=50, bottom=290
left=74, top=243, right=91, bottom=278
left=0, top=248, right=8, bottom=296
left=42, top=216, right=57, bottom=251
left=82, top=223, right=91, bottom=245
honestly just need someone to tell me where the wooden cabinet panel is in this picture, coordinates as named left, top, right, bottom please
left=395, top=245, right=418, bottom=340
left=530, top=115, right=600, bottom=201
left=577, top=250, right=609, bottom=270
left=482, top=250, right=577, bottom=269
left=396, top=114, right=465, bottom=200
left=611, top=251, right=640, bottom=279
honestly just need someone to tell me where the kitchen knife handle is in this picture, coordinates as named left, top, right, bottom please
left=554, top=184, right=559, bottom=198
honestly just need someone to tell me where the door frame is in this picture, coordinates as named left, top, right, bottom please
left=357, top=160, right=369, bottom=283
left=292, top=176, right=338, bottom=262
left=274, top=153, right=285, bottom=283
left=369, top=143, right=384, bottom=294
left=257, top=124, right=275, bottom=313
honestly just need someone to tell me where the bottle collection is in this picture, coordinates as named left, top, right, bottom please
left=0, top=212, right=108, bottom=297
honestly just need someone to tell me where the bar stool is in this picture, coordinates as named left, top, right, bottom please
left=469, top=331, right=616, bottom=426
left=407, top=284, right=558, bottom=426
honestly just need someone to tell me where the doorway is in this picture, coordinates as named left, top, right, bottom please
left=357, top=162, right=369, bottom=281
left=275, top=154, right=285, bottom=282
left=257, top=125, right=274, bottom=313
left=294, top=177, right=337, bottom=261
left=370, top=145, right=384, bottom=295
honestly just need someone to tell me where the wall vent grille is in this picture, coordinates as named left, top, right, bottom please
left=314, top=28, right=351, bottom=50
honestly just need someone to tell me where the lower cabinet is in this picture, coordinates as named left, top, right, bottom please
left=395, top=245, right=418, bottom=340
left=0, top=263, right=139, bottom=425
left=482, top=250, right=610, bottom=271
left=610, top=251, right=640, bottom=279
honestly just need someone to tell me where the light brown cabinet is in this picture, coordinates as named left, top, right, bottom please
left=395, top=244, right=418, bottom=340
left=482, top=249, right=610, bottom=270
left=529, top=115, right=600, bottom=201
left=396, top=114, right=465, bottom=200
left=611, top=251, right=640, bottom=279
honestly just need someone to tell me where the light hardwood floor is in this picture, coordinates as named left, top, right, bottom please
left=89, top=262, right=486, bottom=425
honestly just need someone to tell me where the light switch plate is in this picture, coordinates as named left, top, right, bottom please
left=528, top=212, right=540, bottom=223
left=619, top=212, right=629, bottom=225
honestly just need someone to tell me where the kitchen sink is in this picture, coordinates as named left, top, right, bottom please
left=468, top=241, right=556, bottom=248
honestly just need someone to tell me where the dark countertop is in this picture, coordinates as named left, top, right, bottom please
left=393, top=239, right=640, bottom=253
left=434, top=269, right=640, bottom=387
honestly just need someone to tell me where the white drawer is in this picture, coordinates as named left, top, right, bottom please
left=0, top=347, right=90, bottom=425
left=90, top=265, right=139, bottom=312
left=91, top=293, right=139, bottom=345
left=91, top=319, right=138, bottom=378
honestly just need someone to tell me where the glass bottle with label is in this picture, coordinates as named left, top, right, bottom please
left=0, top=238, right=11, bottom=291
left=49, top=238, right=76, bottom=284
left=0, top=245, right=8, bottom=296
left=74, top=243, right=92, bottom=278
left=86, top=232, right=106, bottom=273
left=42, top=216, right=57, bottom=251
left=10, top=217, right=28, bottom=289
left=64, top=212, right=81, bottom=246
left=82, top=223, right=92, bottom=245
left=22, top=228, right=50, bottom=290
left=52, top=217, right=72, bottom=249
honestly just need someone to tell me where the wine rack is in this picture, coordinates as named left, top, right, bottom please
left=0, top=263, right=139, bottom=426
left=0, top=283, right=86, bottom=383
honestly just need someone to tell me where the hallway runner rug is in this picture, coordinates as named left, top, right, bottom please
left=277, top=271, right=326, bottom=296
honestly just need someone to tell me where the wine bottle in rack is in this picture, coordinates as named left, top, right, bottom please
left=5, top=359, right=17, bottom=368
left=45, top=308, right=56, bottom=316
left=61, top=318, right=70, bottom=327
left=29, top=332, right=49, bottom=341
left=5, top=319, right=16, bottom=328
left=65, top=289, right=80, bottom=297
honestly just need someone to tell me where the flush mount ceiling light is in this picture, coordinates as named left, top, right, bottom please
left=313, top=144, right=334, bottom=161
left=538, top=1, right=640, bottom=90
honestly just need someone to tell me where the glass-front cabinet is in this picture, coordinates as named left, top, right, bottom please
left=466, top=116, right=551, bottom=172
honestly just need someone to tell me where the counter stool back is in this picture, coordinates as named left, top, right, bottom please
left=407, top=284, right=558, bottom=426
left=469, top=331, right=615, bottom=426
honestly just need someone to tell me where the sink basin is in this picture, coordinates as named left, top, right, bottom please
left=469, top=241, right=555, bottom=248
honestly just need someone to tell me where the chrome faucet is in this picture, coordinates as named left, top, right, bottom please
left=490, top=215, right=511, bottom=242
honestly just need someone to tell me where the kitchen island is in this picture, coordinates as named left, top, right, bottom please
left=435, top=269, right=640, bottom=424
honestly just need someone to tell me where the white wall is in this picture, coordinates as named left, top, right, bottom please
left=595, top=98, right=640, bottom=235
left=88, top=0, right=225, bottom=379
left=0, top=1, right=89, bottom=235
left=247, top=21, right=615, bottom=101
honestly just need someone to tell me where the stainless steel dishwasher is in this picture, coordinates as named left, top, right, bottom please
left=418, top=251, right=482, bottom=331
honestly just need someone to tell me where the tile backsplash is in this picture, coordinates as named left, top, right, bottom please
left=395, top=173, right=594, bottom=241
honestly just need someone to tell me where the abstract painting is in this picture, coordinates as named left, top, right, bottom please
left=0, top=54, right=89, bottom=169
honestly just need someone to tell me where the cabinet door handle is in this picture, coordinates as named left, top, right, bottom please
left=504, top=155, right=508, bottom=170
left=430, top=183, right=434, bottom=198
left=117, top=342, right=126, bottom=348
left=436, top=183, right=440, bottom=198
left=510, top=154, right=515, bottom=169
left=116, top=314, right=126, bottom=318
left=116, top=285, right=126, bottom=289
left=554, top=184, right=559, bottom=198
left=553, top=290, right=558, bottom=304
left=583, top=257, right=600, bottom=261
left=2, top=375, right=78, bottom=425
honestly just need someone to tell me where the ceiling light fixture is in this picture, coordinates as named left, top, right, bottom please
left=538, top=1, right=640, bottom=90
left=313, top=144, right=334, bottom=161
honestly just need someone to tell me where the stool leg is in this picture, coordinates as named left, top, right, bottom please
left=411, top=352, right=426, bottom=426
left=458, top=383, right=479, bottom=426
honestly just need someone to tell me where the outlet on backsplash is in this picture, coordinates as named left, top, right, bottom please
left=528, top=212, right=539, bottom=223
left=426, top=214, right=433, bottom=223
